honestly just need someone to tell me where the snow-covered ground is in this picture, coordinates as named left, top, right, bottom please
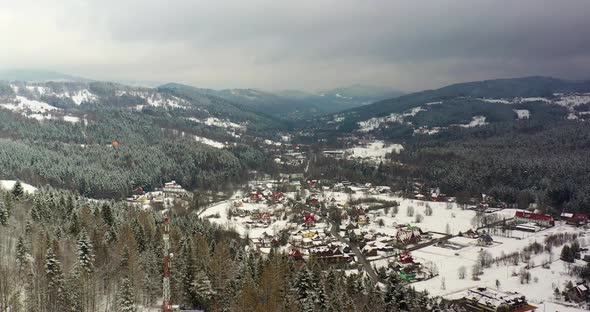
left=69, top=89, right=97, bottom=105
left=63, top=115, right=81, bottom=123
left=0, top=180, right=37, bottom=193
left=404, top=223, right=587, bottom=309
left=197, top=181, right=588, bottom=310
left=188, top=117, right=246, bottom=131
left=454, top=116, right=488, bottom=128
left=357, top=107, right=424, bottom=132
left=194, top=135, right=225, bottom=149
left=1, top=96, right=60, bottom=114
left=345, top=141, right=403, bottom=161
left=514, top=109, right=530, bottom=119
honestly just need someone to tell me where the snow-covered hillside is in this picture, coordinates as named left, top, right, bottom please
left=0, top=180, right=37, bottom=193
left=349, top=92, right=590, bottom=135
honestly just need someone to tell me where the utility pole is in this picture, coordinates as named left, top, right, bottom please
left=162, top=216, right=172, bottom=312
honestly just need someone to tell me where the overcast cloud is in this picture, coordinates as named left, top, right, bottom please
left=1, top=0, right=589, bottom=91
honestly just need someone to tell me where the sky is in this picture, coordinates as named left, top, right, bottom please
left=1, top=0, right=589, bottom=91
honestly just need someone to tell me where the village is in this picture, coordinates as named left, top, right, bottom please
left=120, top=170, right=590, bottom=312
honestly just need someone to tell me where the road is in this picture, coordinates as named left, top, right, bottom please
left=329, top=221, right=382, bottom=284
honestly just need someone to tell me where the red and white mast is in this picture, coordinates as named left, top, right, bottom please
left=162, top=216, right=172, bottom=312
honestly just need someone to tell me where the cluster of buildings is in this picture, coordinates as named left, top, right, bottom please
left=126, top=180, right=189, bottom=209
left=458, top=287, right=537, bottom=312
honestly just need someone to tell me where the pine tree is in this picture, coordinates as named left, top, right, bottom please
left=102, top=203, right=114, bottom=227
left=15, top=236, right=29, bottom=270
left=77, top=230, right=94, bottom=274
left=64, top=271, right=83, bottom=312
left=12, top=180, right=24, bottom=199
left=191, top=270, right=216, bottom=306
left=76, top=230, right=95, bottom=312
left=179, top=238, right=197, bottom=308
left=117, top=276, right=137, bottom=312
left=561, top=245, right=575, bottom=262
left=45, top=246, right=66, bottom=310
left=0, top=200, right=7, bottom=226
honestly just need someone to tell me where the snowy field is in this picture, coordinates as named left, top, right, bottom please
left=404, top=223, right=588, bottom=310
left=193, top=135, right=226, bottom=149
left=344, top=141, right=404, bottom=161
left=0, top=180, right=37, bottom=193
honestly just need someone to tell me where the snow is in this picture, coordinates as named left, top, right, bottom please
left=357, top=107, right=424, bottom=132
left=513, top=109, right=530, bottom=119
left=519, top=97, right=551, bottom=103
left=2, top=96, right=60, bottom=114
left=69, top=89, right=97, bottom=105
left=29, top=113, right=53, bottom=121
left=335, top=93, right=352, bottom=100
left=118, top=91, right=187, bottom=108
left=404, top=222, right=587, bottom=309
left=194, top=135, right=225, bottom=149
left=63, top=115, right=81, bottom=123
left=358, top=113, right=404, bottom=132
left=556, top=94, right=590, bottom=109
left=0, top=96, right=62, bottom=120
left=264, top=139, right=282, bottom=146
left=188, top=117, right=245, bottom=131
left=479, top=98, right=512, bottom=104
left=0, top=180, right=37, bottom=193
left=358, top=199, right=475, bottom=236
left=333, top=116, right=345, bottom=123
left=345, top=141, right=403, bottom=161
left=454, top=116, right=488, bottom=128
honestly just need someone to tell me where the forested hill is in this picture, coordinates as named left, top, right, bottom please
left=0, top=80, right=280, bottom=198
left=159, top=83, right=403, bottom=119
left=324, top=76, right=590, bottom=137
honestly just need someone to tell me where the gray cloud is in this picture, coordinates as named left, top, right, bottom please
left=1, top=0, right=589, bottom=91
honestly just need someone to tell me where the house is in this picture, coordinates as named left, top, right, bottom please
left=134, top=186, right=144, bottom=195
left=460, top=287, right=537, bottom=312
left=396, top=227, right=422, bottom=245
left=399, top=252, right=415, bottom=264
left=358, top=215, right=370, bottom=226
left=568, top=284, right=589, bottom=303
left=477, top=234, right=494, bottom=246
left=162, top=181, right=187, bottom=197
left=561, top=212, right=574, bottom=220
left=514, top=211, right=554, bottom=227
left=288, top=248, right=304, bottom=261
left=463, top=229, right=479, bottom=238
left=304, top=214, right=316, bottom=227
left=309, top=245, right=350, bottom=264
left=567, top=213, right=589, bottom=226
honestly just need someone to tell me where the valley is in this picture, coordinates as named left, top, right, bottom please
left=2, top=76, right=590, bottom=312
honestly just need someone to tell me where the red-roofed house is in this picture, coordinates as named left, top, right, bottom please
left=567, top=214, right=589, bottom=226
left=514, top=211, right=554, bottom=227
left=304, top=214, right=316, bottom=225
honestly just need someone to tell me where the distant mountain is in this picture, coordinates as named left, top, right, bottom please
left=155, top=83, right=403, bottom=119
left=0, top=69, right=89, bottom=82
left=0, top=80, right=282, bottom=132
left=318, top=84, right=405, bottom=103
left=325, top=76, right=590, bottom=136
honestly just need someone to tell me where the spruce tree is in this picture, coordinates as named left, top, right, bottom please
left=76, top=230, right=94, bottom=274
left=15, top=236, right=29, bottom=269
left=191, top=270, right=216, bottom=308
left=118, top=276, right=137, bottom=312
left=0, top=200, right=7, bottom=226
left=102, top=203, right=114, bottom=227
left=12, top=180, right=24, bottom=199
left=45, top=246, right=66, bottom=310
